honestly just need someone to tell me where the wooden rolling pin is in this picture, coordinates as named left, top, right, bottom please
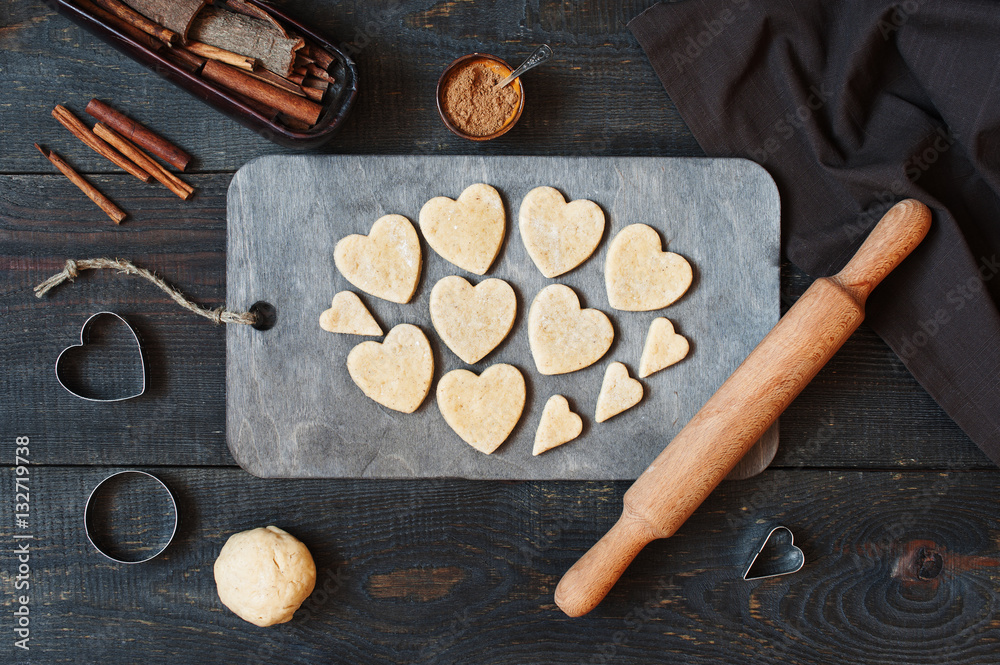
left=555, top=199, right=932, bottom=617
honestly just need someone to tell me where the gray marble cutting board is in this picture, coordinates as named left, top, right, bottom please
left=226, top=155, right=780, bottom=479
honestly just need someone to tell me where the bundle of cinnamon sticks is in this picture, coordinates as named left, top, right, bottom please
left=38, top=101, right=194, bottom=224
left=75, top=0, right=337, bottom=130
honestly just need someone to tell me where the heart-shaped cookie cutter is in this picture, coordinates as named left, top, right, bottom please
left=55, top=311, right=146, bottom=402
left=743, top=525, right=805, bottom=580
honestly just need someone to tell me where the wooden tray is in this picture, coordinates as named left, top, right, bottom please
left=51, top=0, right=358, bottom=149
left=226, top=155, right=780, bottom=479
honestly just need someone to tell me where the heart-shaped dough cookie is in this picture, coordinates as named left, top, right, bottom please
left=419, top=183, right=505, bottom=275
left=334, top=214, right=421, bottom=304
left=528, top=284, right=614, bottom=375
left=437, top=364, right=526, bottom=454
left=430, top=276, right=516, bottom=364
left=519, top=186, right=605, bottom=278
left=595, top=362, right=643, bottom=423
left=320, top=291, right=383, bottom=336
left=533, top=395, right=583, bottom=456
left=639, top=317, right=689, bottom=378
left=346, top=324, right=433, bottom=413
left=605, top=223, right=692, bottom=311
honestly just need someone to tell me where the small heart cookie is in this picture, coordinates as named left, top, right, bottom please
left=334, top=214, right=422, bottom=304
left=528, top=284, right=614, bottom=375
left=519, top=186, right=605, bottom=278
left=346, top=324, right=433, bottom=413
left=533, top=395, right=583, bottom=456
left=595, top=362, right=643, bottom=423
left=437, top=364, right=526, bottom=454
left=320, top=291, right=383, bottom=336
left=638, top=317, right=689, bottom=378
left=430, top=276, right=516, bottom=364
left=605, top=223, right=692, bottom=311
left=419, top=184, right=505, bottom=275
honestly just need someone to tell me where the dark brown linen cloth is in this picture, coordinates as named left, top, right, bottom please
left=629, top=0, right=1000, bottom=464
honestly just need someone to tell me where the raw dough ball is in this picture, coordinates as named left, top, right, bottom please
left=214, top=526, right=316, bottom=627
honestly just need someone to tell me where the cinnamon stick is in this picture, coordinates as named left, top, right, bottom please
left=35, top=144, right=127, bottom=224
left=93, top=123, right=194, bottom=200
left=302, top=86, right=324, bottom=102
left=223, top=0, right=289, bottom=38
left=88, top=0, right=179, bottom=45
left=309, top=46, right=334, bottom=71
left=120, top=0, right=206, bottom=38
left=163, top=47, right=207, bottom=74
left=85, top=99, right=192, bottom=172
left=201, top=59, right=322, bottom=126
left=183, top=41, right=256, bottom=71
left=189, top=7, right=303, bottom=77
left=303, top=76, right=329, bottom=92
left=306, top=63, right=335, bottom=84
left=74, top=0, right=163, bottom=52
left=52, top=105, right=152, bottom=183
left=247, top=66, right=307, bottom=97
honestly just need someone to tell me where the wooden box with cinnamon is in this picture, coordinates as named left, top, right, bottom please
left=52, top=0, right=358, bottom=149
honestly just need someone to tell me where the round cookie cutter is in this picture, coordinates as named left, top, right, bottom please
left=84, top=470, right=178, bottom=564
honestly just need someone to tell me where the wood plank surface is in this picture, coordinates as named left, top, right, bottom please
left=0, top=0, right=698, bottom=175
left=1, top=466, right=998, bottom=664
left=0, top=0, right=997, bottom=662
left=0, top=172, right=990, bottom=468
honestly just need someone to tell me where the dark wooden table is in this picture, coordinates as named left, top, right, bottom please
left=2, top=1, right=998, bottom=663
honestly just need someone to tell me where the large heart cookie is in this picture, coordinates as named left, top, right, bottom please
left=320, top=291, right=383, bottom=336
left=437, top=364, right=526, bottom=454
left=605, top=223, right=692, bottom=311
left=429, top=276, right=516, bottom=364
left=595, top=362, right=643, bottom=423
left=334, top=214, right=422, bottom=304
left=528, top=284, right=614, bottom=375
left=533, top=395, right=583, bottom=456
left=638, top=317, right=689, bottom=378
left=419, top=183, right=505, bottom=275
left=346, top=324, right=433, bottom=413
left=519, top=186, right=605, bottom=278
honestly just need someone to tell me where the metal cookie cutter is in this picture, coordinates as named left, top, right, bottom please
left=743, top=526, right=805, bottom=580
left=84, top=470, right=178, bottom=564
left=55, top=311, right=147, bottom=402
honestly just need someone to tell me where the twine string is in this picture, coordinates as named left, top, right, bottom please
left=33, top=258, right=258, bottom=326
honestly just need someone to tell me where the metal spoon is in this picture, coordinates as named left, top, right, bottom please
left=495, top=44, right=553, bottom=90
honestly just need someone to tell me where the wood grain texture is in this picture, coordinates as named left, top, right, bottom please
left=0, top=173, right=989, bottom=469
left=226, top=155, right=780, bottom=479
left=0, top=0, right=698, bottom=175
left=0, top=0, right=995, bottom=660
left=1, top=467, right=998, bottom=664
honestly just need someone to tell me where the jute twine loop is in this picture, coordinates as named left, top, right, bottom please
left=34, top=258, right=258, bottom=326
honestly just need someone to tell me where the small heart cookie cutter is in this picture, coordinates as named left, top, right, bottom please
left=743, top=525, right=805, bottom=580
left=55, top=311, right=146, bottom=402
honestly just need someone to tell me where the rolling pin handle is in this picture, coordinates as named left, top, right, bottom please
left=833, top=199, right=932, bottom=305
left=554, top=511, right=657, bottom=617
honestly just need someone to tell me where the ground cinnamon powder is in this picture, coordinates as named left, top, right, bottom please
left=441, top=61, right=520, bottom=137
